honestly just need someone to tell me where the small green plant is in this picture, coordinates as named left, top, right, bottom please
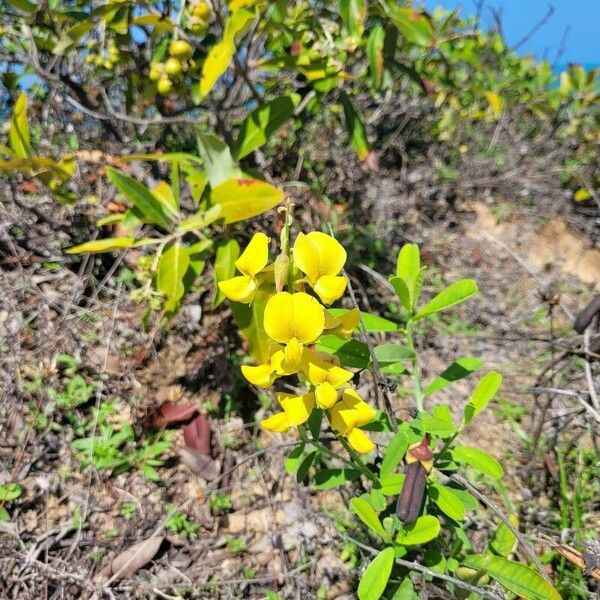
left=120, top=501, right=137, bottom=520
left=209, top=492, right=233, bottom=513
left=226, top=536, right=247, bottom=555
left=165, top=505, right=200, bottom=540
left=0, top=483, right=23, bottom=521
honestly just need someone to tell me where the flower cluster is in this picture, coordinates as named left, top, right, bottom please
left=218, top=230, right=376, bottom=453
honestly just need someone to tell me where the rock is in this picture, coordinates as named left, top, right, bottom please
left=224, top=512, right=246, bottom=533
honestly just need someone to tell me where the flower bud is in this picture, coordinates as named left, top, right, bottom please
left=273, top=253, right=290, bottom=292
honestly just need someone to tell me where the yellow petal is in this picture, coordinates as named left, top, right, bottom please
left=270, top=349, right=299, bottom=376
left=306, top=359, right=352, bottom=388
left=284, top=337, right=304, bottom=369
left=264, top=292, right=325, bottom=344
left=346, top=428, right=375, bottom=453
left=306, top=361, right=327, bottom=385
left=260, top=412, right=290, bottom=432
left=324, top=308, right=359, bottom=337
left=241, top=363, right=276, bottom=387
left=342, top=388, right=376, bottom=427
left=218, top=275, right=257, bottom=303
left=326, top=364, right=353, bottom=387
left=279, top=392, right=315, bottom=426
left=315, top=382, right=338, bottom=409
left=313, top=275, right=347, bottom=305
left=293, top=232, right=347, bottom=282
left=235, top=232, right=270, bottom=277
left=330, top=399, right=356, bottom=435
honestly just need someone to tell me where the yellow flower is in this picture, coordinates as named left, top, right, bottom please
left=324, top=308, right=360, bottom=337
left=293, top=232, right=348, bottom=304
left=218, top=233, right=270, bottom=303
left=330, top=389, right=376, bottom=453
left=261, top=392, right=315, bottom=432
left=302, top=350, right=353, bottom=409
left=242, top=347, right=300, bottom=388
left=264, top=292, right=325, bottom=363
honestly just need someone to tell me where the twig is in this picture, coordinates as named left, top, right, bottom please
left=583, top=328, right=600, bottom=412
left=514, top=4, right=555, bottom=50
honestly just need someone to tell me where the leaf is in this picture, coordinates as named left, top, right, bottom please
left=423, top=357, right=483, bottom=397
left=133, top=14, right=174, bottom=33
left=197, top=133, right=242, bottom=188
left=373, top=343, right=414, bottom=364
left=234, top=94, right=299, bottom=159
left=296, top=450, right=317, bottom=482
left=463, top=371, right=502, bottom=425
left=428, top=483, right=465, bottom=521
left=313, top=468, right=361, bottom=489
left=9, top=93, right=30, bottom=159
left=177, top=204, right=223, bottom=233
left=96, top=536, right=164, bottom=581
left=7, top=0, right=37, bottom=12
left=66, top=237, right=136, bottom=254
left=106, top=168, right=171, bottom=230
left=395, top=243, right=421, bottom=311
left=328, top=309, right=398, bottom=332
left=391, top=578, right=418, bottom=599
left=350, top=497, right=386, bottom=538
left=367, top=24, right=385, bottom=89
left=183, top=414, right=211, bottom=455
left=461, top=554, right=561, bottom=600
left=284, top=443, right=305, bottom=474
left=380, top=473, right=405, bottom=496
left=421, top=413, right=456, bottom=435
left=357, top=547, right=394, bottom=600
left=156, top=241, right=190, bottom=315
left=413, top=279, right=478, bottom=321
left=380, top=431, right=408, bottom=477
left=316, top=335, right=370, bottom=369
left=451, top=446, right=504, bottom=479
left=396, top=515, right=440, bottom=545
left=200, top=40, right=235, bottom=97
left=389, top=277, right=411, bottom=312
left=211, top=177, right=284, bottom=224
left=231, top=290, right=273, bottom=363
left=341, top=93, right=370, bottom=160
left=177, top=447, right=220, bottom=479
left=213, top=238, right=240, bottom=308
left=489, top=515, right=519, bottom=557
left=223, top=7, right=255, bottom=44
left=386, top=6, right=434, bottom=47
left=0, top=484, right=22, bottom=501
left=339, top=0, right=366, bottom=39
left=52, top=21, right=94, bottom=55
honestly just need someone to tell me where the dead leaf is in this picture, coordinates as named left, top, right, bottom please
left=554, top=543, right=600, bottom=581
left=149, top=401, right=198, bottom=429
left=360, top=151, right=379, bottom=173
left=177, top=446, right=220, bottom=480
left=183, top=413, right=211, bottom=455
left=96, top=536, right=164, bottom=582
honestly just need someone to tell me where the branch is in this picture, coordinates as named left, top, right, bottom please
left=514, top=4, right=555, bottom=51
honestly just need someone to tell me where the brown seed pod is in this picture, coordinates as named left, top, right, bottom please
left=396, top=461, right=427, bottom=524
left=574, top=294, right=600, bottom=333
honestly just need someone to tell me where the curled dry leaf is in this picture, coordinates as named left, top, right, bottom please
left=183, top=413, right=211, bottom=455
left=554, top=542, right=600, bottom=581
left=150, top=401, right=198, bottom=429
left=573, top=294, right=600, bottom=333
left=96, top=535, right=164, bottom=582
left=177, top=446, right=220, bottom=480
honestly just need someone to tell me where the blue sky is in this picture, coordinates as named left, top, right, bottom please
left=423, top=0, right=599, bottom=66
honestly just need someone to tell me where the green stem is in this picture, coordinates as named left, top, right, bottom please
left=337, top=435, right=379, bottom=484
left=405, top=319, right=424, bottom=412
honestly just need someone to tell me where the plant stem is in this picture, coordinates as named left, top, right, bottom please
left=405, top=319, right=424, bottom=412
left=337, top=435, right=379, bottom=484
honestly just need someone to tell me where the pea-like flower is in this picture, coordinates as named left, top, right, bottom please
left=218, top=232, right=270, bottom=303
left=324, top=307, right=360, bottom=337
left=330, top=388, right=376, bottom=453
left=260, top=391, right=315, bottom=432
left=293, top=232, right=348, bottom=304
left=303, top=350, right=353, bottom=408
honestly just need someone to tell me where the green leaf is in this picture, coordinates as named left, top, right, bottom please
left=451, top=446, right=504, bottom=479
left=463, top=371, right=502, bottom=426
left=197, top=133, right=242, bottom=188
left=200, top=40, right=235, bottom=97
left=328, top=309, right=398, bottom=332
left=66, top=237, right=136, bottom=254
left=0, top=483, right=23, bottom=501
left=316, top=335, right=370, bottom=369
left=307, top=408, right=323, bottom=440
left=357, top=547, right=394, bottom=600
left=350, top=497, right=386, bottom=538
left=391, top=578, right=418, bottom=599
left=52, top=21, right=94, bottom=55
left=234, top=94, right=300, bottom=159
left=313, top=468, right=361, bottom=489
left=7, top=0, right=37, bottom=12
left=367, top=25, right=385, bottom=89
left=284, top=443, right=305, bottom=474
left=380, top=431, right=408, bottom=477
left=296, top=450, right=317, bottom=482
left=211, top=178, right=284, bottom=224
left=341, top=93, right=370, bottom=160
left=489, top=515, right=518, bottom=557
left=396, top=515, right=440, bottom=545
left=373, top=343, right=414, bottom=364
left=428, top=483, right=466, bottom=521
left=213, top=238, right=240, bottom=308
left=339, top=0, right=366, bottom=39
left=156, top=241, right=190, bottom=315
left=424, top=357, right=484, bottom=397
left=106, top=168, right=171, bottom=230
left=395, top=243, right=421, bottom=311
left=9, top=93, right=30, bottom=159
left=177, top=204, right=223, bottom=233
left=389, top=276, right=411, bottom=312
left=446, top=487, right=478, bottom=511
left=413, top=279, right=478, bottom=321
left=421, top=412, right=456, bottom=435
left=380, top=473, right=405, bottom=496
left=461, top=554, right=561, bottom=600
left=386, top=6, right=434, bottom=47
